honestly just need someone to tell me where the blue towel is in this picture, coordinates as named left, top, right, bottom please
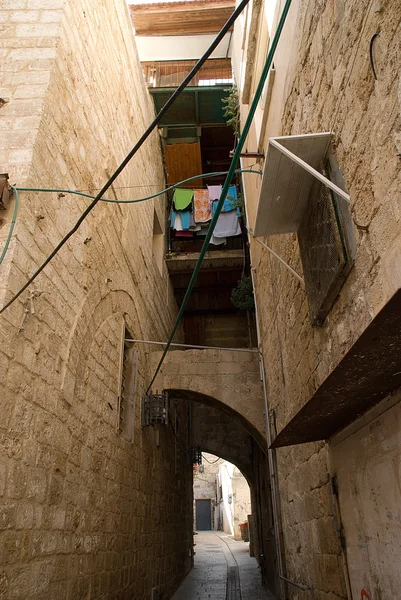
left=180, top=211, right=191, bottom=230
left=211, top=186, right=240, bottom=217
left=170, top=209, right=191, bottom=230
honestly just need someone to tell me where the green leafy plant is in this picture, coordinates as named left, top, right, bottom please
left=227, top=191, right=245, bottom=216
left=230, top=277, right=255, bottom=311
left=222, top=86, right=240, bottom=138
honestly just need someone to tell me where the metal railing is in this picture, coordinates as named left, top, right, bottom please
left=142, top=58, right=233, bottom=88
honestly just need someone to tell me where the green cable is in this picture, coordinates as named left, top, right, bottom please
left=0, top=186, right=19, bottom=265
left=1, top=169, right=261, bottom=268
left=147, top=0, right=293, bottom=392
left=16, top=169, right=262, bottom=204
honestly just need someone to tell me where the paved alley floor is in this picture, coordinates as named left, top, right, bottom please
left=171, top=531, right=276, bottom=600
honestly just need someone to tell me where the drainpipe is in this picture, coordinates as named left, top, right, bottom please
left=246, top=188, right=314, bottom=598
left=245, top=247, right=285, bottom=597
left=256, top=322, right=287, bottom=600
left=242, top=160, right=286, bottom=599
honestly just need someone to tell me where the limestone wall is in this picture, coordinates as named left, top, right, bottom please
left=234, top=0, right=401, bottom=598
left=0, top=0, right=192, bottom=598
left=331, top=395, right=401, bottom=600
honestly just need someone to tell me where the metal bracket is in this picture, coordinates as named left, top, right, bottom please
left=229, top=150, right=265, bottom=159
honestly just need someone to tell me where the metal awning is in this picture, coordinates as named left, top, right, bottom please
left=253, top=132, right=350, bottom=237
left=149, top=87, right=229, bottom=128
left=271, top=287, right=401, bottom=447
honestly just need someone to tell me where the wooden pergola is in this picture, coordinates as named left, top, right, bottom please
left=130, top=0, right=236, bottom=36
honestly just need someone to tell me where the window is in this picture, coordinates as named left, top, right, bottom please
left=298, top=154, right=354, bottom=325
left=117, top=327, right=137, bottom=442
left=253, top=133, right=355, bottom=326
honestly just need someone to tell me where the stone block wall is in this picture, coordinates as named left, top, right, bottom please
left=239, top=0, right=401, bottom=598
left=255, top=0, right=401, bottom=433
left=0, top=0, right=192, bottom=598
left=0, top=0, right=64, bottom=184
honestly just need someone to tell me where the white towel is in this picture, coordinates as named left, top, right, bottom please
left=213, top=210, right=241, bottom=238
left=173, top=213, right=183, bottom=231
left=210, top=234, right=227, bottom=246
left=207, top=185, right=222, bottom=202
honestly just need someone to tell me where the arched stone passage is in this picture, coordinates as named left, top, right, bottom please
left=150, top=348, right=266, bottom=438
left=191, top=399, right=255, bottom=484
left=168, top=388, right=278, bottom=596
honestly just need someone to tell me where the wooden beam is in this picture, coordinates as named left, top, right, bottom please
left=130, top=0, right=235, bottom=36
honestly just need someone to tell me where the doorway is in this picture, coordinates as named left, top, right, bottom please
left=195, top=499, right=212, bottom=530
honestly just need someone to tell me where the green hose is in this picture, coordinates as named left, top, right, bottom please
left=2, top=170, right=260, bottom=268
left=0, top=186, right=19, bottom=265
left=147, top=0, right=293, bottom=392
left=16, top=169, right=262, bottom=204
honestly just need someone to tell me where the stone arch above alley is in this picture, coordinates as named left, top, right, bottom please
left=149, top=348, right=266, bottom=439
left=190, top=398, right=255, bottom=484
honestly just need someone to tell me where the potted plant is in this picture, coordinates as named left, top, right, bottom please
left=239, top=521, right=249, bottom=542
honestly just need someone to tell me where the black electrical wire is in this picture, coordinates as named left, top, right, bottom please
left=0, top=0, right=251, bottom=316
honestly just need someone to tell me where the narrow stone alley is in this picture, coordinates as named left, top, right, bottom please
left=2, top=0, right=401, bottom=598
left=172, top=532, right=275, bottom=600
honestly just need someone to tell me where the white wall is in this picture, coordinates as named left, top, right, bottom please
left=135, top=33, right=232, bottom=61
left=217, top=462, right=251, bottom=539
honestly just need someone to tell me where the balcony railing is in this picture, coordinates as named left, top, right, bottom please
left=169, top=232, right=243, bottom=254
left=142, top=58, right=233, bottom=88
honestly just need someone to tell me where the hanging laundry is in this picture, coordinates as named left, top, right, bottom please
left=196, top=225, right=209, bottom=237
left=175, top=230, right=194, bottom=238
left=226, top=185, right=238, bottom=208
left=170, top=210, right=183, bottom=231
left=213, top=210, right=242, bottom=238
left=211, top=186, right=239, bottom=216
left=189, top=212, right=202, bottom=231
left=210, top=234, right=227, bottom=245
left=180, top=211, right=191, bottom=230
left=193, top=189, right=211, bottom=223
left=170, top=209, right=191, bottom=231
left=196, top=224, right=226, bottom=245
left=173, top=188, right=194, bottom=210
left=207, top=184, right=223, bottom=203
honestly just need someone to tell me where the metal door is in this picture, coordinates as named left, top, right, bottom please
left=195, top=499, right=212, bottom=530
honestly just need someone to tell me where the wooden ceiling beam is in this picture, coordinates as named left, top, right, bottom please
left=130, top=0, right=235, bottom=36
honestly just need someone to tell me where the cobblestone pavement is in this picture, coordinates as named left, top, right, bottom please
left=171, top=531, right=276, bottom=600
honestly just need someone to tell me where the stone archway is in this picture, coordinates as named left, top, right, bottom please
left=167, top=388, right=278, bottom=596
left=150, top=348, right=266, bottom=439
